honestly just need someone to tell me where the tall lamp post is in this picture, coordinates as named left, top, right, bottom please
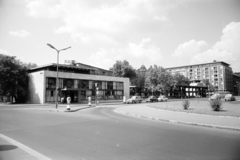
left=47, top=43, right=71, bottom=109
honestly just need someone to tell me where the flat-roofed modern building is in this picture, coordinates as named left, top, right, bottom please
left=165, top=61, right=233, bottom=92
left=28, top=62, right=130, bottom=104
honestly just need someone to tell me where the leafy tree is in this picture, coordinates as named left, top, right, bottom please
left=110, top=60, right=137, bottom=83
left=171, top=73, right=190, bottom=91
left=145, top=65, right=173, bottom=95
left=23, top=62, right=38, bottom=69
left=0, top=54, right=29, bottom=103
left=131, top=65, right=147, bottom=87
left=202, top=79, right=215, bottom=92
left=172, top=73, right=190, bottom=86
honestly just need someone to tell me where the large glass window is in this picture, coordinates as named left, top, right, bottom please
left=107, top=82, right=113, bottom=90
left=79, top=80, right=89, bottom=89
left=47, top=78, right=56, bottom=89
left=117, top=82, right=123, bottom=90
left=63, top=79, right=74, bottom=89
left=45, top=78, right=124, bottom=101
left=89, top=81, right=93, bottom=89
left=113, top=82, right=117, bottom=89
left=95, top=81, right=102, bottom=89
left=74, top=80, right=78, bottom=89
left=102, top=81, right=107, bottom=89
left=59, top=78, right=63, bottom=88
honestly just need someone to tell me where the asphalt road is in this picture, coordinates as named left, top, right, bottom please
left=0, top=104, right=240, bottom=160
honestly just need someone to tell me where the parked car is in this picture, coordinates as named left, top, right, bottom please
left=224, top=94, right=236, bottom=101
left=126, top=96, right=142, bottom=104
left=157, top=95, right=168, bottom=102
left=209, top=94, right=221, bottom=100
left=146, top=96, right=158, bottom=102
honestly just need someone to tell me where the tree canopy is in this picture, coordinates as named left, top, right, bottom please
left=0, top=54, right=32, bottom=103
left=110, top=60, right=137, bottom=82
left=145, top=65, right=190, bottom=94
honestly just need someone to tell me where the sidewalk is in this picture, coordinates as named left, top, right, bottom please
left=0, top=134, right=50, bottom=160
left=115, top=104, right=240, bottom=131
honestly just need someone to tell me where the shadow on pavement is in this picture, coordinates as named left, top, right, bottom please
left=65, top=106, right=95, bottom=112
left=0, top=145, right=17, bottom=151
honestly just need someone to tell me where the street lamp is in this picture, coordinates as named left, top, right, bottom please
left=47, top=43, right=71, bottom=109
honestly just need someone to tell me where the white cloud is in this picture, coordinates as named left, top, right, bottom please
left=128, top=38, right=161, bottom=61
left=25, top=0, right=181, bottom=45
left=153, top=15, right=168, bottom=21
left=190, top=22, right=240, bottom=71
left=9, top=30, right=30, bottom=37
left=190, top=48, right=235, bottom=64
left=25, top=0, right=63, bottom=18
left=0, top=49, right=8, bottom=54
left=88, top=48, right=117, bottom=70
left=171, top=39, right=208, bottom=64
left=172, top=39, right=208, bottom=57
left=171, top=22, right=240, bottom=71
left=88, top=37, right=161, bottom=69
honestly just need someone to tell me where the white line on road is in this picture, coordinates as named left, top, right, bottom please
left=0, top=134, right=52, bottom=160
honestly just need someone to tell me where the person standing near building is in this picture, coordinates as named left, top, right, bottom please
left=67, top=96, right=71, bottom=110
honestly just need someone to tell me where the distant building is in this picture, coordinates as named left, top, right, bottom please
left=233, top=73, right=240, bottom=96
left=28, top=62, right=130, bottom=104
left=165, top=61, right=233, bottom=92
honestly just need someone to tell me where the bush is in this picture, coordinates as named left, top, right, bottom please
left=182, top=100, right=190, bottom=110
left=209, top=99, right=222, bottom=111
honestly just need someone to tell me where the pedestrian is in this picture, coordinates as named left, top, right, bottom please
left=67, top=96, right=71, bottom=110
left=88, top=96, right=91, bottom=106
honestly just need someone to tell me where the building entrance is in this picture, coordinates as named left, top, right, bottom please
left=61, top=91, right=78, bottom=103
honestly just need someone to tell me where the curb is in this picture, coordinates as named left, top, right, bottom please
left=146, top=106, right=240, bottom=119
left=115, top=109, right=240, bottom=131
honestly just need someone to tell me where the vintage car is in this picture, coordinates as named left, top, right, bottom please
left=146, top=96, right=158, bottom=102
left=126, top=96, right=142, bottom=104
left=157, top=95, right=168, bottom=102
left=209, top=94, right=221, bottom=100
left=224, top=94, right=236, bottom=101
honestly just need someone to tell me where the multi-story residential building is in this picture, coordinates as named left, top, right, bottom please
left=28, top=61, right=130, bottom=104
left=165, top=61, right=233, bottom=92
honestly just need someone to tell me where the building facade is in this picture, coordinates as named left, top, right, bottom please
left=233, top=73, right=240, bottom=96
left=28, top=63, right=130, bottom=104
left=165, top=61, right=233, bottom=92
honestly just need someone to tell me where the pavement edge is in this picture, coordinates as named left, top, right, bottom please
left=114, top=109, right=240, bottom=131
left=0, top=134, right=52, bottom=160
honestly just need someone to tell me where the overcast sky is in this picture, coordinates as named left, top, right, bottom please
left=0, top=0, right=240, bottom=71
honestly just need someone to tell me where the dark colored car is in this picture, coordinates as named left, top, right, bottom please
left=146, top=96, right=158, bottom=102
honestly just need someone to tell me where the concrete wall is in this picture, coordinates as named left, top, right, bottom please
left=30, top=71, right=129, bottom=104
left=28, top=71, right=45, bottom=104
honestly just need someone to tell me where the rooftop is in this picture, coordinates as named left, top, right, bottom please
left=165, top=61, right=230, bottom=70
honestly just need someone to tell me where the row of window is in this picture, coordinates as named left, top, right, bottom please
left=46, top=78, right=124, bottom=90
left=45, top=90, right=123, bottom=102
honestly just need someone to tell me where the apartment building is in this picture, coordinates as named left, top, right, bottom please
left=165, top=61, right=233, bottom=92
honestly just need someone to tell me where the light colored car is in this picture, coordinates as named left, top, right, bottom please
left=126, top=96, right=142, bottom=104
left=224, top=94, right=236, bottom=101
left=157, top=95, right=168, bottom=102
left=209, top=94, right=221, bottom=100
